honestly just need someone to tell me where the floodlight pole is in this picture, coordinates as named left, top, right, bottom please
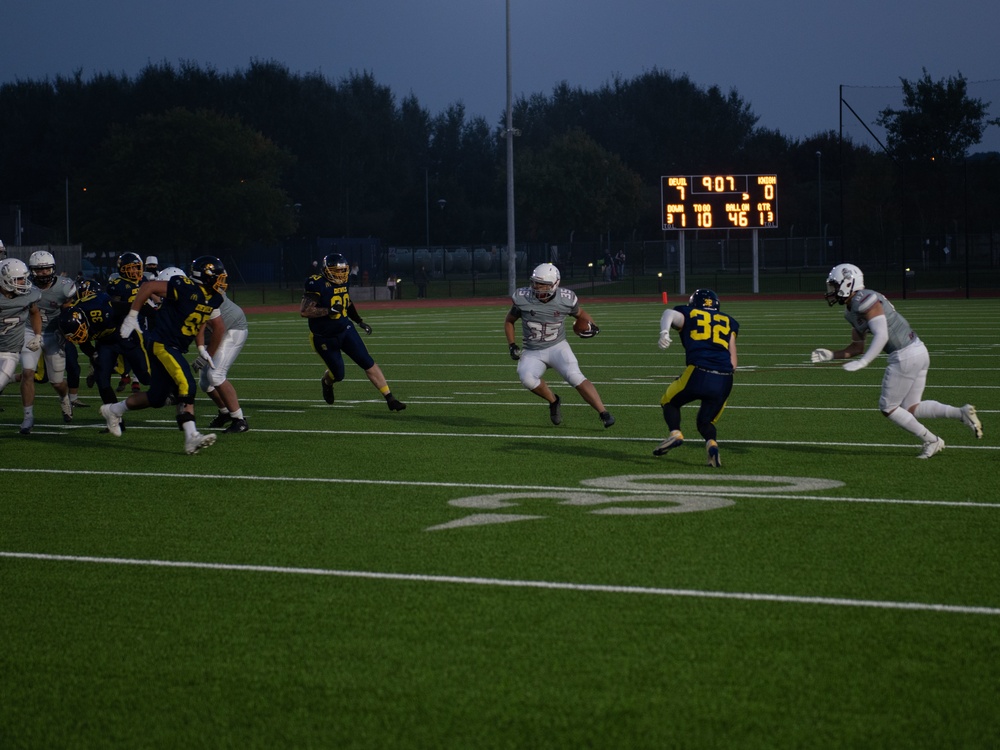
left=504, top=0, right=518, bottom=296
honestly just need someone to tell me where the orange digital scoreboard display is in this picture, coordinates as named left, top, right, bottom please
left=661, top=174, right=778, bottom=230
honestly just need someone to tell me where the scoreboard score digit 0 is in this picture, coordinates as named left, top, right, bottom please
left=661, top=174, right=778, bottom=230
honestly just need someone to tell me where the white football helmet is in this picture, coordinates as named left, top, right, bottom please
left=0, top=239, right=6, bottom=259
left=0, top=258, right=33, bottom=295
left=530, top=263, right=561, bottom=302
left=157, top=266, right=186, bottom=281
left=28, top=250, right=57, bottom=289
left=825, top=263, right=864, bottom=306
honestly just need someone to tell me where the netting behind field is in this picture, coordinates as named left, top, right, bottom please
left=840, top=78, right=1000, bottom=155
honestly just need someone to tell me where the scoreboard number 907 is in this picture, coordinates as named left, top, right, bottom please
left=661, top=174, right=778, bottom=231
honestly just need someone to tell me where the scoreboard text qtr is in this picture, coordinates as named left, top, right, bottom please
left=661, top=174, right=779, bottom=230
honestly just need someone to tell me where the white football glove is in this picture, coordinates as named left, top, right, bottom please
left=119, top=310, right=140, bottom=338
left=193, top=345, right=215, bottom=372
left=658, top=330, right=672, bottom=350
left=26, top=333, right=42, bottom=352
left=810, top=348, right=833, bottom=363
left=843, top=359, right=867, bottom=372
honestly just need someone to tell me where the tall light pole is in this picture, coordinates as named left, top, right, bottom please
left=816, top=151, right=822, bottom=262
left=504, top=0, right=518, bottom=295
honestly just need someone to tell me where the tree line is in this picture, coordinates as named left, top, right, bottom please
left=1, top=61, right=997, bottom=260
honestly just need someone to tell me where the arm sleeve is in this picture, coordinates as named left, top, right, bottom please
left=857, top=314, right=888, bottom=366
left=347, top=302, right=364, bottom=324
left=659, top=308, right=684, bottom=330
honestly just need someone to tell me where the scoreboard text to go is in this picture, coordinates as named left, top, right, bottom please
left=661, top=174, right=778, bottom=230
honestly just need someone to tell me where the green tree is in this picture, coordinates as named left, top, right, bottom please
left=876, top=69, right=1000, bottom=161
left=79, top=107, right=295, bottom=254
left=515, top=129, right=644, bottom=242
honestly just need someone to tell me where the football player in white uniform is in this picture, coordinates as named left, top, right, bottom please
left=197, top=288, right=250, bottom=433
left=811, top=263, right=983, bottom=458
left=21, top=251, right=77, bottom=429
left=0, top=258, right=43, bottom=433
left=504, top=263, right=614, bottom=428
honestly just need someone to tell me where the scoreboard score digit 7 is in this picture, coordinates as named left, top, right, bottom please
left=661, top=174, right=778, bottom=230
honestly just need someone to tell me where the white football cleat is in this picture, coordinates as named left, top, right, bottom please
left=99, top=404, right=122, bottom=437
left=185, top=432, right=217, bottom=455
left=917, top=437, right=945, bottom=459
left=960, top=404, right=983, bottom=439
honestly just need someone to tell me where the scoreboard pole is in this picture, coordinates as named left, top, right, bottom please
left=678, top=231, right=686, bottom=297
left=752, top=229, right=759, bottom=293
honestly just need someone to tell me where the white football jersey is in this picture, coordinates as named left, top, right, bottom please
left=510, top=286, right=580, bottom=351
left=0, top=287, right=42, bottom=353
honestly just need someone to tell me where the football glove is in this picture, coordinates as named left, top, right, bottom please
left=576, top=323, right=600, bottom=339
left=508, top=343, right=521, bottom=360
left=359, top=321, right=372, bottom=335
left=119, top=310, right=140, bottom=338
left=330, top=301, right=344, bottom=316
left=658, top=329, right=672, bottom=350
left=843, top=359, right=867, bottom=372
left=193, top=345, right=215, bottom=372
left=26, top=333, right=42, bottom=351
left=810, top=348, right=834, bottom=363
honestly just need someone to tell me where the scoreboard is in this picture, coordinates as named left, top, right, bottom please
left=661, top=174, right=778, bottom=230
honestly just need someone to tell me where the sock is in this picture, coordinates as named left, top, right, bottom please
left=218, top=408, right=231, bottom=416
left=887, top=408, right=934, bottom=441
left=230, top=409, right=243, bottom=419
left=110, top=400, right=129, bottom=417
left=182, top=421, right=198, bottom=438
left=912, top=401, right=961, bottom=420
left=23, top=405, right=34, bottom=419
left=379, top=385, right=391, bottom=396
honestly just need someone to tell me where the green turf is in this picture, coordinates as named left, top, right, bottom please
left=2, top=297, right=998, bottom=749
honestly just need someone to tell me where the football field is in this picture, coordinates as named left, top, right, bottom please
left=2, top=297, right=998, bottom=749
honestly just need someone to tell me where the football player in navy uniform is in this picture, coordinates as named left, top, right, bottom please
left=654, top=289, right=739, bottom=467
left=504, top=262, right=614, bottom=428
left=106, top=251, right=148, bottom=393
left=59, top=279, right=150, bottom=414
left=811, top=263, right=983, bottom=458
left=100, top=256, right=228, bottom=454
left=300, top=253, right=406, bottom=411
left=0, top=258, right=43, bottom=432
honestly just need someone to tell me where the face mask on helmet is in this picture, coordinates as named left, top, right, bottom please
left=74, top=279, right=102, bottom=302
left=118, top=252, right=144, bottom=283
left=28, top=250, right=57, bottom=289
left=688, top=288, right=720, bottom=310
left=190, top=255, right=228, bottom=294
left=0, top=258, right=33, bottom=296
left=825, top=264, right=864, bottom=306
left=60, top=309, right=90, bottom=344
left=322, top=254, right=350, bottom=284
left=530, top=263, right=561, bottom=302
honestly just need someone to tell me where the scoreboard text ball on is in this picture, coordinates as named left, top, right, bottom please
left=661, top=174, right=779, bottom=231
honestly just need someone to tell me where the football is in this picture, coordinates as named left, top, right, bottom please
left=573, top=312, right=599, bottom=338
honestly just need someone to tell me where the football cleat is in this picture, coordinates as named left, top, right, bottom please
left=549, top=394, right=562, bottom=425
left=960, top=404, right=983, bottom=439
left=116, top=375, right=131, bottom=393
left=321, top=376, right=335, bottom=404
left=99, top=404, right=122, bottom=437
left=61, top=398, right=73, bottom=423
left=71, top=399, right=89, bottom=408
left=184, top=432, right=217, bottom=455
left=19, top=416, right=33, bottom=435
left=653, top=430, right=685, bottom=456
left=706, top=439, right=722, bottom=468
left=224, top=418, right=249, bottom=433
left=209, top=411, right=233, bottom=428
left=387, top=397, right=407, bottom=412
left=599, top=411, right=615, bottom=428
left=917, top=437, right=945, bottom=459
